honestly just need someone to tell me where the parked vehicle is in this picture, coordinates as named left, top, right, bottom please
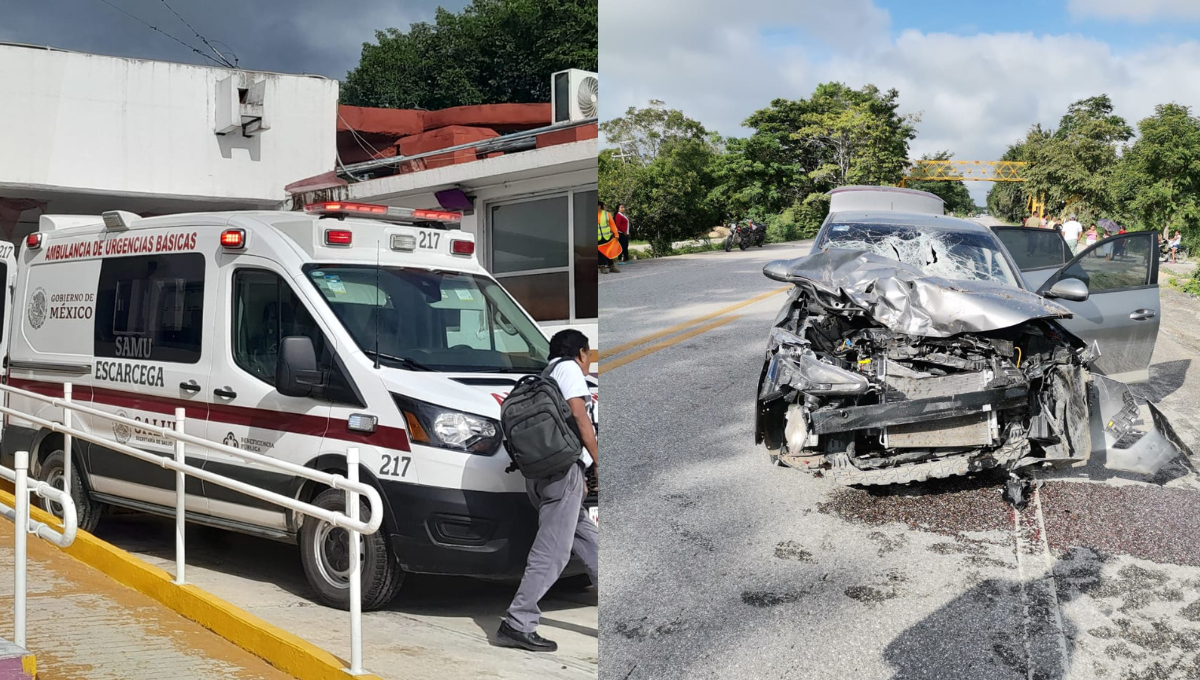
left=755, top=191, right=1179, bottom=490
left=0, top=202, right=597, bottom=610
left=725, top=222, right=754, bottom=252
left=1160, top=239, right=1190, bottom=264
left=749, top=220, right=766, bottom=248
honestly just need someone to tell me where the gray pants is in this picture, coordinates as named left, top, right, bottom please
left=505, top=463, right=599, bottom=633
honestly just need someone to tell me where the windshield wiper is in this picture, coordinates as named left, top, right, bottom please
left=363, top=350, right=434, bottom=372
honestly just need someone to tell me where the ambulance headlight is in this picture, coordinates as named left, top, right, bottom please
left=393, top=395, right=501, bottom=455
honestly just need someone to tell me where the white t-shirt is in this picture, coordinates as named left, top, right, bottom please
left=1061, top=220, right=1083, bottom=243
left=550, top=359, right=594, bottom=468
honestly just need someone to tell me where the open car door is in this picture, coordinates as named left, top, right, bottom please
left=991, top=226, right=1072, bottom=290
left=1037, top=232, right=1159, bottom=383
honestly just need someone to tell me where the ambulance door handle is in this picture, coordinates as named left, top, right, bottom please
left=179, top=380, right=201, bottom=394
left=213, top=387, right=238, bottom=399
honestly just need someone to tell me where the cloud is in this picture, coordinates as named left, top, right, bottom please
left=0, top=0, right=453, bottom=79
left=602, top=1, right=1200, bottom=203
left=1067, top=0, right=1200, bottom=22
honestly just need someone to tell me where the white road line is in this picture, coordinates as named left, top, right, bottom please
left=1034, top=486, right=1071, bottom=676
left=1012, top=506, right=1035, bottom=680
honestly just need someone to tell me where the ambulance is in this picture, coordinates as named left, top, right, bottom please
left=0, top=202, right=597, bottom=610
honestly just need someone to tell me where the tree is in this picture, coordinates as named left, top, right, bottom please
left=1111, top=103, right=1200, bottom=245
left=796, top=83, right=919, bottom=187
left=599, top=100, right=712, bottom=165
left=341, top=0, right=597, bottom=109
left=904, top=151, right=977, bottom=216
left=599, top=103, right=720, bottom=254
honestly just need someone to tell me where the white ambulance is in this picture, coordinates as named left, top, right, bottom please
left=0, top=202, right=597, bottom=610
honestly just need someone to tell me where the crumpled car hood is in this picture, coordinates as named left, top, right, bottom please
left=764, top=248, right=1073, bottom=338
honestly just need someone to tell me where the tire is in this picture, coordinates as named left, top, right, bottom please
left=739, top=237, right=748, bottom=251
left=724, top=237, right=733, bottom=252
left=36, top=449, right=103, bottom=533
left=299, top=487, right=404, bottom=611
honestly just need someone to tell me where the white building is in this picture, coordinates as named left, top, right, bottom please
left=0, top=42, right=337, bottom=240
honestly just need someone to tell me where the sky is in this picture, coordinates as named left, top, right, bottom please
left=599, top=0, right=1200, bottom=204
left=0, top=0, right=467, bottom=80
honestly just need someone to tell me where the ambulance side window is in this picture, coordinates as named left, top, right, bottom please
left=231, top=269, right=358, bottom=404
left=95, top=253, right=205, bottom=364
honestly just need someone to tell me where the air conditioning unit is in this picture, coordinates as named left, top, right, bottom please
left=551, top=69, right=598, bottom=124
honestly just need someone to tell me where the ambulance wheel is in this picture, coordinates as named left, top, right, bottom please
left=300, top=488, right=404, bottom=611
left=36, top=449, right=103, bottom=533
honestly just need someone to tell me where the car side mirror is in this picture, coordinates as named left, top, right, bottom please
left=1045, top=278, right=1089, bottom=302
left=763, top=260, right=791, bottom=282
left=276, top=336, right=321, bottom=397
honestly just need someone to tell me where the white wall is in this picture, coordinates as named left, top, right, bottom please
left=0, top=44, right=337, bottom=204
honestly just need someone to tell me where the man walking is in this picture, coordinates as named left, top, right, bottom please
left=497, top=329, right=599, bottom=652
left=614, top=204, right=631, bottom=263
left=1061, top=213, right=1083, bottom=254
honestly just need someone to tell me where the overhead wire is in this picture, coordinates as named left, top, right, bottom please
left=91, top=0, right=226, bottom=67
left=158, top=0, right=236, bottom=67
left=336, top=112, right=388, bottom=161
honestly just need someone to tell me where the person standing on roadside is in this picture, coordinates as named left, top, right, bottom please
left=497, top=329, right=599, bottom=652
left=1025, top=212, right=1041, bottom=229
left=1169, top=230, right=1183, bottom=263
left=614, top=204, right=631, bottom=263
left=598, top=201, right=620, bottom=274
left=1061, top=213, right=1083, bottom=254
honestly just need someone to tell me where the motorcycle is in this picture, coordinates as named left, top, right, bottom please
left=749, top=220, right=766, bottom=247
left=724, top=222, right=754, bottom=252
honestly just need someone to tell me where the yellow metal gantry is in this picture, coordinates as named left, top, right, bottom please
left=899, top=160, right=1027, bottom=187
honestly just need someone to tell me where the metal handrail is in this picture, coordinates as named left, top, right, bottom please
left=0, top=382, right=377, bottom=675
left=0, top=383, right=382, bottom=530
left=0, top=450, right=78, bottom=648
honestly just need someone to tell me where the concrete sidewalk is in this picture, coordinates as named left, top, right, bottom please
left=0, top=520, right=293, bottom=680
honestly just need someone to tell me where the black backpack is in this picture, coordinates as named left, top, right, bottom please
left=501, top=358, right=583, bottom=479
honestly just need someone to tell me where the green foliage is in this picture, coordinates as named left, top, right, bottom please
left=1110, top=103, right=1200, bottom=249
left=905, top=151, right=977, bottom=216
left=600, top=84, right=917, bottom=253
left=599, top=103, right=721, bottom=255
left=341, top=0, right=597, bottom=109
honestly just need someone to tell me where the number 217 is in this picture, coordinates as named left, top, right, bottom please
left=381, top=454, right=411, bottom=477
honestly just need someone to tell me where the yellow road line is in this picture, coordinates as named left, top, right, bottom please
left=599, top=314, right=741, bottom=373
left=598, top=286, right=789, bottom=361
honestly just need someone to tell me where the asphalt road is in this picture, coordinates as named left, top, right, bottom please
left=599, top=241, right=1200, bottom=680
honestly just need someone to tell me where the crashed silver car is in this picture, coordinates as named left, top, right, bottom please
left=755, top=207, right=1182, bottom=487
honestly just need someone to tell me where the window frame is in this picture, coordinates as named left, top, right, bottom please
left=482, top=184, right=598, bottom=323
left=94, top=252, right=206, bottom=364
left=229, top=266, right=363, bottom=406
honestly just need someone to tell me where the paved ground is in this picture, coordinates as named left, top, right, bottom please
left=0, top=520, right=293, bottom=680
left=90, top=514, right=597, bottom=680
left=599, top=241, right=1200, bottom=680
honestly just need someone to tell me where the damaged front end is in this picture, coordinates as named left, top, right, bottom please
left=755, top=249, right=1177, bottom=486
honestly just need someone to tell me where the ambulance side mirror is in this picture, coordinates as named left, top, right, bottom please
left=277, top=336, right=321, bottom=398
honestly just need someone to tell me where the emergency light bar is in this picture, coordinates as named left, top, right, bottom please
left=304, top=202, right=462, bottom=226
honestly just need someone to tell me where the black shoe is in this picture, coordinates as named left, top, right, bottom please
left=496, top=620, right=558, bottom=652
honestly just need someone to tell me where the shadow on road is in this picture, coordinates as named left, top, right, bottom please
left=1129, top=358, right=1192, bottom=403
left=884, top=547, right=1102, bottom=680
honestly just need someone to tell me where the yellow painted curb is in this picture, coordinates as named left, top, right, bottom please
left=0, top=487, right=382, bottom=680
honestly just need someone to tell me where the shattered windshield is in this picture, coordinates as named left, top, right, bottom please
left=821, top=223, right=1021, bottom=288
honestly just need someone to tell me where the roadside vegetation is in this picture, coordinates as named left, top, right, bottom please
left=988, top=96, right=1200, bottom=253
left=601, top=84, right=942, bottom=256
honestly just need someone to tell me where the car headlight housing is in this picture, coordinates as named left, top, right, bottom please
left=393, top=394, right=501, bottom=455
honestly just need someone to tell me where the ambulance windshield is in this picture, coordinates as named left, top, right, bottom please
left=304, top=265, right=550, bottom=373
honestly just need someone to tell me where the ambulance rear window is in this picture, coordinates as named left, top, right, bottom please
left=95, top=253, right=205, bottom=364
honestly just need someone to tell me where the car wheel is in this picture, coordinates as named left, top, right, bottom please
left=299, top=487, right=404, bottom=611
left=36, top=449, right=103, bottom=533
